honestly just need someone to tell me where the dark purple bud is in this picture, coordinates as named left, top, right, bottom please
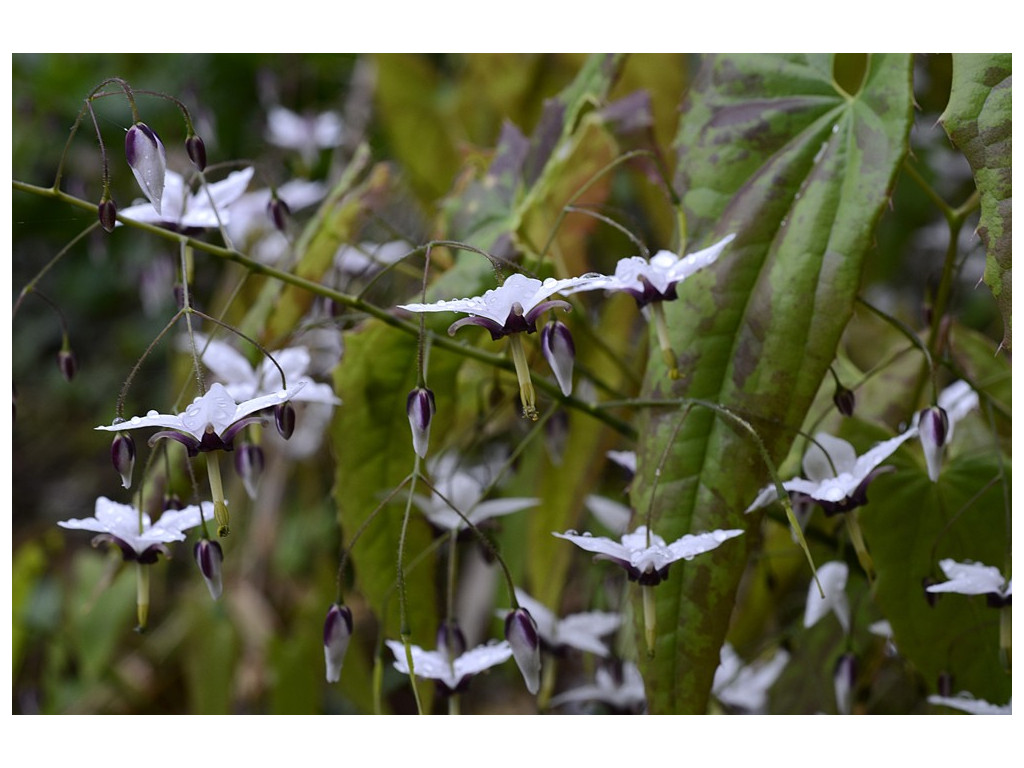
left=234, top=443, right=265, bottom=500
left=541, top=320, right=575, bottom=396
left=267, top=195, right=291, bottom=233
left=163, top=493, right=183, bottom=510
left=833, top=383, right=856, bottom=418
left=98, top=197, right=118, bottom=232
left=918, top=406, right=950, bottom=482
left=323, top=603, right=354, bottom=683
left=125, top=122, right=167, bottom=213
left=58, top=348, right=77, bottom=382
left=833, top=652, right=857, bottom=715
left=111, top=431, right=136, bottom=490
left=193, top=538, right=224, bottom=600
left=185, top=133, right=207, bottom=171
left=406, top=387, right=435, bottom=458
left=436, top=619, right=467, bottom=660
left=505, top=607, right=541, bottom=694
left=274, top=402, right=296, bottom=440
left=937, top=671, right=953, bottom=697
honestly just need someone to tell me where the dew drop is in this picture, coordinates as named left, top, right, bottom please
left=146, top=410, right=158, bottom=417
left=131, top=416, right=142, bottom=424
left=580, top=272, right=603, bottom=279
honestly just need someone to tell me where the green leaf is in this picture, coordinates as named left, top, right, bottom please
left=632, top=54, right=914, bottom=713
left=940, top=53, right=1012, bottom=352
left=860, top=449, right=1011, bottom=705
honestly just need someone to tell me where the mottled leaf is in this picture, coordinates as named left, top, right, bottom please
left=632, top=53, right=914, bottom=713
left=940, top=53, right=1012, bottom=351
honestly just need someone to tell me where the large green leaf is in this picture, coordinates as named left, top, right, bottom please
left=860, top=448, right=1010, bottom=705
left=631, top=54, right=914, bottom=713
left=940, top=53, right=1012, bottom=352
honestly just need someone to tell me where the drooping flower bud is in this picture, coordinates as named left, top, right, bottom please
left=937, top=671, right=953, bottom=698
left=833, top=383, right=856, bottom=418
left=917, top=405, right=950, bottom=482
left=275, top=402, right=296, bottom=440
left=234, top=442, right=265, bottom=500
left=98, top=197, right=118, bottom=233
left=111, top=430, right=136, bottom=489
left=193, top=538, right=224, bottom=600
left=323, top=603, right=354, bottom=683
left=541, top=320, right=576, bottom=396
left=436, top=619, right=467, bottom=660
left=125, top=122, right=167, bottom=214
left=833, top=652, right=857, bottom=715
left=185, top=133, right=207, bottom=171
left=58, top=348, right=77, bottom=382
left=504, top=607, right=541, bottom=694
left=406, top=386, right=435, bottom=459
left=267, top=195, right=291, bottom=233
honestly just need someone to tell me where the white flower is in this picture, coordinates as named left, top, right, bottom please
left=225, top=178, right=327, bottom=264
left=913, top=380, right=980, bottom=482
left=561, top=234, right=736, bottom=308
left=927, top=692, right=1012, bottom=715
left=265, top=106, right=344, bottom=165
left=501, top=588, right=622, bottom=657
left=925, top=558, right=1012, bottom=603
left=549, top=662, right=646, bottom=712
left=398, top=273, right=602, bottom=340
left=96, top=381, right=301, bottom=455
left=188, top=334, right=340, bottom=407
left=414, top=452, right=537, bottom=531
left=58, top=496, right=209, bottom=563
left=712, top=643, right=790, bottom=713
left=553, top=525, right=743, bottom=585
left=746, top=430, right=917, bottom=516
left=804, top=561, right=850, bottom=633
left=119, top=168, right=255, bottom=231
left=385, top=638, right=512, bottom=693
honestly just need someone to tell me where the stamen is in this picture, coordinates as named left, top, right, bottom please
left=507, top=334, right=537, bottom=420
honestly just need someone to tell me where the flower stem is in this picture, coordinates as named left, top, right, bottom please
left=207, top=452, right=230, bottom=537
left=508, top=334, right=538, bottom=420
left=844, top=511, right=875, bottom=584
left=650, top=303, right=679, bottom=379
left=642, top=585, right=657, bottom=658
left=136, top=562, right=150, bottom=632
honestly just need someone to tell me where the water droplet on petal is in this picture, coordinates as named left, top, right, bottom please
left=146, top=410, right=158, bottom=417
left=131, top=416, right=142, bottom=424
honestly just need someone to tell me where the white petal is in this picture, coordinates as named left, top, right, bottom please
left=928, top=693, right=1012, bottom=715
left=667, top=233, right=736, bottom=281
left=553, top=530, right=631, bottom=561
left=851, top=428, right=918, bottom=479
left=665, top=528, right=744, bottom=561
left=804, top=561, right=850, bottom=632
left=181, top=383, right=242, bottom=437
left=584, top=495, right=632, bottom=534
left=557, top=612, right=622, bottom=656
left=803, top=433, right=859, bottom=480
left=927, top=558, right=1008, bottom=596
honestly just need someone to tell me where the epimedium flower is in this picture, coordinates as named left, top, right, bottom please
left=96, top=382, right=301, bottom=456
left=745, top=430, right=918, bottom=516
left=561, top=234, right=736, bottom=377
left=58, top=495, right=209, bottom=563
left=398, top=273, right=602, bottom=419
left=925, top=558, right=1012, bottom=607
left=833, top=652, right=857, bottom=715
left=414, top=451, right=537, bottom=532
left=553, top=525, right=744, bottom=587
left=549, top=662, right=646, bottom=714
left=501, top=587, right=622, bottom=657
left=119, top=167, right=255, bottom=233
left=125, top=122, right=167, bottom=214
left=385, top=638, right=513, bottom=695
left=712, top=642, right=790, bottom=714
left=265, top=105, right=344, bottom=166
left=555, top=524, right=743, bottom=653
left=804, top=561, right=850, bottom=634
